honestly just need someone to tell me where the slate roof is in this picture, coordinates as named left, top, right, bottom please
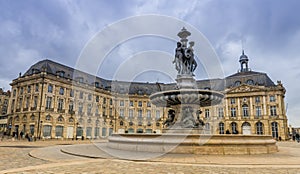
left=23, top=59, right=276, bottom=95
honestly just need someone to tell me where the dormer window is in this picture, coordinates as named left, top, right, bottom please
left=95, top=82, right=100, bottom=88
left=234, top=81, right=241, bottom=86
left=247, top=79, right=254, bottom=85
left=76, top=77, right=84, bottom=83
left=56, top=71, right=65, bottom=78
left=204, top=87, right=211, bottom=90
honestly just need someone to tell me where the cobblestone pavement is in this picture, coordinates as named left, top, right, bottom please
left=0, top=139, right=299, bottom=174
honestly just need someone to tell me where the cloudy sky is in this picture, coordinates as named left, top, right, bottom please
left=0, top=0, right=299, bottom=126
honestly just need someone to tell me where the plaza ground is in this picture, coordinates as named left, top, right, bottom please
left=0, top=139, right=299, bottom=174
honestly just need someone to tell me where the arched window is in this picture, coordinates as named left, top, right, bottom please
left=256, top=122, right=264, bottom=135
left=69, top=117, right=74, bottom=123
left=234, top=81, right=241, bottom=86
left=246, top=79, right=254, bottom=85
left=57, top=115, right=64, bottom=122
left=231, top=122, right=238, bottom=134
left=242, top=122, right=251, bottom=135
left=95, top=119, right=100, bottom=126
left=271, top=122, right=278, bottom=139
left=219, top=122, right=225, bottom=134
left=242, top=104, right=249, bottom=117
left=87, top=118, right=92, bottom=124
left=15, top=116, right=20, bottom=122
left=45, top=115, right=51, bottom=121
left=120, top=120, right=124, bottom=126
left=22, top=115, right=27, bottom=122
left=55, top=126, right=64, bottom=137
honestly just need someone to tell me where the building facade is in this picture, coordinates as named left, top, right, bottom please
left=6, top=51, right=289, bottom=140
left=0, top=88, right=10, bottom=132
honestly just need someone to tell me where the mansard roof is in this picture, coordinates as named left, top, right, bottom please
left=22, top=59, right=276, bottom=94
left=225, top=71, right=275, bottom=87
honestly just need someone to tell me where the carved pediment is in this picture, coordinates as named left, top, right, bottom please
left=226, top=84, right=263, bottom=93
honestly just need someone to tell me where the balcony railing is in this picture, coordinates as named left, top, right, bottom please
left=46, top=108, right=54, bottom=112
left=31, top=107, right=37, bottom=111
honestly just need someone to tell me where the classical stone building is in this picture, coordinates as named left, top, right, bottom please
left=0, top=88, right=10, bottom=132
left=6, top=51, right=289, bottom=140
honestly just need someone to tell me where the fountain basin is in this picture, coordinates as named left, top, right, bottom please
left=108, top=134, right=278, bottom=155
left=149, top=89, right=224, bottom=107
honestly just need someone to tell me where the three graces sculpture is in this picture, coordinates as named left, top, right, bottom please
left=173, top=27, right=197, bottom=75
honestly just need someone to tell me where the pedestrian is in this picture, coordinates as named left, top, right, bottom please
left=20, top=131, right=24, bottom=140
left=296, top=133, right=300, bottom=143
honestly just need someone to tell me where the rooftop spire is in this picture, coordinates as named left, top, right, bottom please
left=239, top=50, right=250, bottom=72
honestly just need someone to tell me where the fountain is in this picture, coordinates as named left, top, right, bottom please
left=108, top=28, right=277, bottom=155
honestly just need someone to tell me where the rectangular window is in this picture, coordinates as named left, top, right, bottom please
left=109, top=108, right=112, bottom=116
left=129, top=100, right=134, bottom=107
left=79, top=92, right=83, bottom=99
left=103, top=98, right=106, bottom=104
left=270, top=106, right=277, bottom=116
left=218, top=108, right=224, bottom=118
left=146, top=110, right=151, bottom=120
left=255, top=106, right=261, bottom=117
left=48, top=85, right=53, bottom=93
left=70, top=90, right=74, bottom=97
left=58, top=99, right=64, bottom=111
left=109, top=99, right=113, bottom=105
left=87, top=104, right=92, bottom=114
left=35, top=84, right=39, bottom=92
left=95, top=107, right=99, bottom=115
left=120, top=100, right=124, bottom=107
left=11, top=99, right=15, bottom=112
left=88, top=94, right=92, bottom=101
left=20, top=87, right=24, bottom=95
left=255, top=96, right=260, bottom=103
left=138, top=101, right=142, bottom=107
left=230, top=107, right=236, bottom=117
left=242, top=105, right=249, bottom=117
left=59, top=87, right=64, bottom=95
left=120, top=109, right=124, bottom=118
left=129, top=109, right=134, bottom=119
left=147, top=101, right=151, bottom=107
left=46, top=97, right=52, bottom=109
left=156, top=110, right=160, bottom=120
left=205, top=109, right=210, bottom=118
left=18, top=97, right=23, bottom=109
left=270, top=95, right=276, bottom=102
left=33, top=96, right=38, bottom=108
left=69, top=101, right=74, bottom=112
left=96, top=96, right=99, bottom=102
left=25, top=97, right=30, bottom=108
left=78, top=103, right=83, bottom=114
left=27, top=86, right=31, bottom=93
left=230, top=98, right=235, bottom=104
left=138, top=109, right=143, bottom=119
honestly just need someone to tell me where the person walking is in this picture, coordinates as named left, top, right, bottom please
left=296, top=133, right=300, bottom=143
